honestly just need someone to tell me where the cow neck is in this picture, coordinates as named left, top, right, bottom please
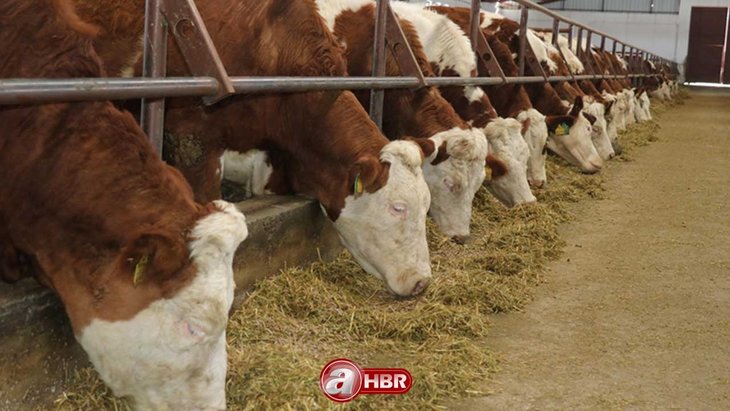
left=333, top=5, right=466, bottom=140
left=74, top=0, right=146, bottom=76
left=280, top=91, right=390, bottom=221
left=0, top=0, right=203, bottom=330
left=526, top=83, right=570, bottom=116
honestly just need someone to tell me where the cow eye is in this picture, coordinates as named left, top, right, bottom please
left=182, top=320, right=207, bottom=341
left=388, top=203, right=408, bottom=218
left=443, top=177, right=460, bottom=193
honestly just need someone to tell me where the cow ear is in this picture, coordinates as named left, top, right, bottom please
left=582, top=112, right=597, bottom=125
left=485, top=154, right=508, bottom=179
left=431, top=140, right=451, bottom=166
left=545, top=115, right=576, bottom=136
left=350, top=155, right=389, bottom=195
left=119, top=232, right=189, bottom=286
left=569, top=96, right=584, bottom=117
left=604, top=100, right=614, bottom=115
left=403, top=137, right=436, bottom=160
left=520, top=117, right=531, bottom=136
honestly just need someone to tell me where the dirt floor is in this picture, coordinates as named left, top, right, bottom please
left=451, top=88, right=730, bottom=410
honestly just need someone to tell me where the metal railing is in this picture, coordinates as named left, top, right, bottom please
left=0, top=0, right=678, bottom=157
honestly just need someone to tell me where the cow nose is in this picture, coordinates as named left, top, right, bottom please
left=451, top=234, right=470, bottom=245
left=411, top=278, right=430, bottom=296
left=528, top=179, right=546, bottom=189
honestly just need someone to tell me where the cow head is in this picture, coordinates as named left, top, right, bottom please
left=606, top=90, right=628, bottom=132
left=332, top=141, right=432, bottom=297
left=583, top=102, right=615, bottom=160
left=412, top=127, right=489, bottom=243
left=635, top=89, right=652, bottom=122
left=516, top=108, right=549, bottom=188
left=77, top=201, right=248, bottom=410
left=483, top=118, right=535, bottom=207
left=624, top=88, right=637, bottom=125
left=545, top=97, right=603, bottom=174
left=602, top=98, right=622, bottom=155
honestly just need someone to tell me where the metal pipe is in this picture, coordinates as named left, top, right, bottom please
left=140, top=0, right=167, bottom=156
left=518, top=6, right=529, bottom=76
left=369, top=0, right=388, bottom=129
left=0, top=78, right=218, bottom=105
left=469, top=0, right=481, bottom=53
left=1, top=75, right=658, bottom=106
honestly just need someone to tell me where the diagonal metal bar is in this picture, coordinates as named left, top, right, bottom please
left=384, top=5, right=425, bottom=86
left=161, top=0, right=234, bottom=105
left=474, top=31, right=507, bottom=81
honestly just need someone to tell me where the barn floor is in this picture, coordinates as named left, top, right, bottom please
left=451, top=88, right=730, bottom=410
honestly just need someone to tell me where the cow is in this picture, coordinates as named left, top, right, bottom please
left=532, top=32, right=617, bottom=160
left=0, top=0, right=249, bottom=409
left=428, top=6, right=551, bottom=188
left=316, top=0, right=492, bottom=241
left=388, top=1, right=536, bottom=207
left=478, top=12, right=604, bottom=173
left=76, top=0, right=434, bottom=297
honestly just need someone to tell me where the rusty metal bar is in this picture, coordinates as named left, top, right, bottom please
left=474, top=31, right=507, bottom=80
left=552, top=19, right=560, bottom=47
left=384, top=5, right=425, bottom=86
left=370, top=0, right=388, bottom=129
left=518, top=6, right=528, bottom=76
left=469, top=0, right=481, bottom=53
left=161, top=0, right=233, bottom=105
left=140, top=0, right=167, bottom=156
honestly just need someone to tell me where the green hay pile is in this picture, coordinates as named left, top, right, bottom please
left=50, top=93, right=683, bottom=411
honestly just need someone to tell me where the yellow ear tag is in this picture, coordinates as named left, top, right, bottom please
left=353, top=173, right=363, bottom=196
left=484, top=165, right=492, bottom=180
left=133, top=254, right=149, bottom=286
left=554, top=123, right=569, bottom=136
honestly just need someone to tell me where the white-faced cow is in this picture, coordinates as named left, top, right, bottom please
left=76, top=0, right=434, bottom=296
left=1, top=1, right=248, bottom=409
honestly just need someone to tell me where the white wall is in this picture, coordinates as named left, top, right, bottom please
left=500, top=9, right=680, bottom=61
left=412, top=0, right=730, bottom=75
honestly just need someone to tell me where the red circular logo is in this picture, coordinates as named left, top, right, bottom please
left=319, top=358, right=363, bottom=402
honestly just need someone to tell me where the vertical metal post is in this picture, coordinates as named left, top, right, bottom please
left=552, top=18, right=560, bottom=47
left=576, top=27, right=583, bottom=57
left=518, top=6, right=529, bottom=76
left=600, top=35, right=606, bottom=51
left=470, top=0, right=481, bottom=53
left=369, top=0, right=388, bottom=129
left=141, top=0, right=167, bottom=157
left=567, top=24, right=573, bottom=53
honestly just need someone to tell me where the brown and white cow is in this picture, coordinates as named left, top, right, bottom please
left=533, top=33, right=617, bottom=160
left=479, top=12, right=603, bottom=173
left=1, top=1, right=248, bottom=408
left=428, top=6, right=551, bottom=188
left=76, top=0, right=434, bottom=297
left=389, top=1, right=536, bottom=207
left=316, top=0, right=491, bottom=241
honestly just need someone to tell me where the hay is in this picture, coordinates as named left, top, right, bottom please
left=48, top=92, right=684, bottom=410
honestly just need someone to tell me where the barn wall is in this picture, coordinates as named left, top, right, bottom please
left=502, top=9, right=680, bottom=61
left=405, top=1, right=729, bottom=79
